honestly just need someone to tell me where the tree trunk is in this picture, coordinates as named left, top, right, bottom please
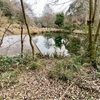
left=92, top=0, right=99, bottom=61
left=88, top=0, right=99, bottom=70
left=92, top=0, right=97, bottom=23
left=94, top=19, right=100, bottom=43
left=20, top=24, right=23, bottom=58
left=92, top=19, right=100, bottom=60
left=87, top=0, right=92, bottom=61
left=20, top=0, right=34, bottom=57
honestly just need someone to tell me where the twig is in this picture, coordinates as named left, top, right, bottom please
left=6, top=40, right=21, bottom=55
left=59, top=79, right=77, bottom=100
left=32, top=39, right=42, bottom=54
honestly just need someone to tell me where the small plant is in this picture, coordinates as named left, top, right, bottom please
left=67, top=37, right=81, bottom=55
left=29, top=62, right=40, bottom=70
left=0, top=53, right=34, bottom=72
left=96, top=72, right=100, bottom=78
left=85, top=96, right=93, bottom=100
left=49, top=60, right=73, bottom=81
left=0, top=69, right=19, bottom=88
left=53, top=49, right=63, bottom=59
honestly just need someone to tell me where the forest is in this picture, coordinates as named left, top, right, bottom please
left=0, top=0, right=100, bottom=100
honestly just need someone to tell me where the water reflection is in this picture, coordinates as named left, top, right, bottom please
left=33, top=35, right=69, bottom=56
left=44, top=38, right=54, bottom=49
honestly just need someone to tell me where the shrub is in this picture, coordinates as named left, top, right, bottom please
left=67, top=37, right=81, bottom=55
left=48, top=55, right=82, bottom=81
left=29, top=62, right=40, bottom=70
left=63, top=23, right=78, bottom=33
left=0, top=53, right=33, bottom=72
left=49, top=60, right=73, bottom=81
left=0, top=0, right=13, bottom=19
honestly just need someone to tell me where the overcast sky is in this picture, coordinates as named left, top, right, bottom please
left=24, top=0, right=73, bottom=17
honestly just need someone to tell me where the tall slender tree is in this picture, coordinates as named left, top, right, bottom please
left=20, top=0, right=34, bottom=57
left=87, top=0, right=92, bottom=60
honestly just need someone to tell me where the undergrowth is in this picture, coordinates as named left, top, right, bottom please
left=0, top=53, right=43, bottom=88
left=0, top=52, right=99, bottom=89
left=48, top=56, right=82, bottom=82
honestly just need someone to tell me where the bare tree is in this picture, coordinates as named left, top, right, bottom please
left=42, top=4, right=54, bottom=28
left=20, top=0, right=34, bottom=57
left=11, top=0, right=34, bottom=24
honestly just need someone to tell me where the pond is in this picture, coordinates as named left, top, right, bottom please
left=0, top=32, right=70, bottom=56
left=0, top=35, right=39, bottom=56
left=33, top=33, right=69, bottom=56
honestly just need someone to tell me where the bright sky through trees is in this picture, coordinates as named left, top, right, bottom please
left=25, top=0, right=73, bottom=16
left=10, top=0, right=72, bottom=16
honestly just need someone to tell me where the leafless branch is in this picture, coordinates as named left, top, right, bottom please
left=0, top=23, right=12, bottom=47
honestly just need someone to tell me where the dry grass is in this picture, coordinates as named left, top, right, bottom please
left=0, top=22, right=62, bottom=37
left=0, top=16, right=62, bottom=37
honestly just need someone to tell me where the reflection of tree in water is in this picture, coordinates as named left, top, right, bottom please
left=44, top=32, right=69, bottom=40
left=44, top=33, right=69, bottom=49
left=44, top=38, right=53, bottom=49
left=55, top=36, right=62, bottom=48
left=44, top=34, right=63, bottom=49
left=44, top=33, right=52, bottom=39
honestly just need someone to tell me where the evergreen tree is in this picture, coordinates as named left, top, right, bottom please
left=55, top=12, right=65, bottom=27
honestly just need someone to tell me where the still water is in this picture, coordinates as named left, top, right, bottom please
left=33, top=35, right=69, bottom=56
left=0, top=33, right=69, bottom=56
